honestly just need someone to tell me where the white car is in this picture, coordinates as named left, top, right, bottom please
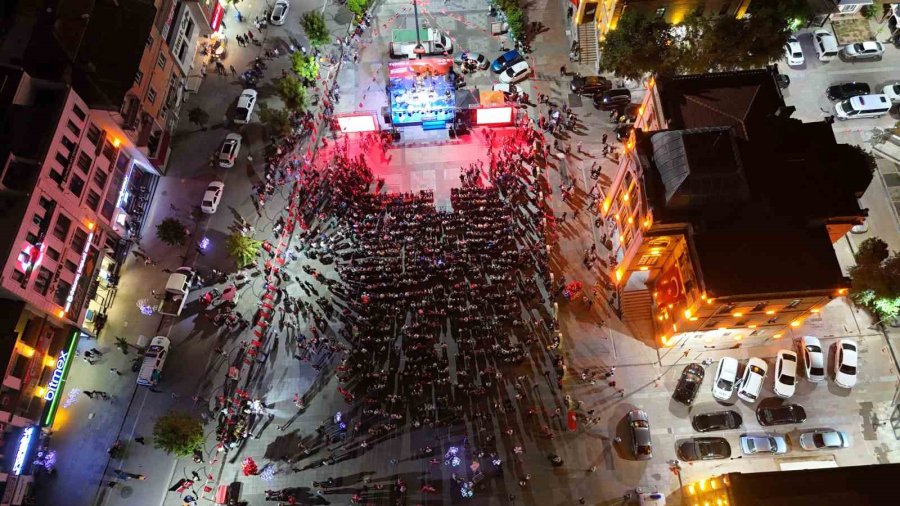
left=799, top=336, right=825, bottom=382
left=234, top=89, right=258, bottom=124
left=492, top=83, right=522, bottom=95
left=883, top=84, right=900, bottom=103
left=454, top=52, right=490, bottom=70
left=784, top=36, right=804, bottom=66
left=739, top=434, right=788, bottom=455
left=218, top=133, right=242, bottom=168
left=773, top=350, right=798, bottom=398
left=499, top=60, right=530, bottom=84
left=842, top=41, right=884, bottom=59
left=737, top=357, right=767, bottom=403
left=834, top=339, right=859, bottom=389
left=712, top=357, right=739, bottom=401
left=270, top=0, right=289, bottom=26
left=201, top=181, right=225, bottom=214
left=798, top=429, right=850, bottom=451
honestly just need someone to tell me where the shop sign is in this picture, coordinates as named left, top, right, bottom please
left=210, top=2, right=225, bottom=32
left=12, top=426, right=36, bottom=475
left=42, top=331, right=80, bottom=427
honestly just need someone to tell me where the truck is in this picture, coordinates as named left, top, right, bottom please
left=137, top=336, right=170, bottom=386
left=389, top=28, right=452, bottom=59
left=158, top=266, right=195, bottom=316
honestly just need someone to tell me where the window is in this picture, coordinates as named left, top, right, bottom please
left=93, top=169, right=108, bottom=189
left=147, top=87, right=157, bottom=104
left=71, top=228, right=88, bottom=252
left=146, top=34, right=153, bottom=48
left=135, top=70, right=144, bottom=86
left=39, top=196, right=53, bottom=211
left=54, top=151, right=69, bottom=169
left=60, top=136, right=76, bottom=152
left=49, top=169, right=65, bottom=185
left=53, top=214, right=71, bottom=241
left=77, top=151, right=92, bottom=174
left=767, top=316, right=778, bottom=324
left=787, top=299, right=801, bottom=309
left=72, top=104, right=86, bottom=121
left=751, top=302, right=768, bottom=313
left=66, top=120, right=81, bottom=137
left=33, top=267, right=52, bottom=295
left=102, top=140, right=116, bottom=160
left=31, top=213, right=43, bottom=226
left=717, top=303, right=736, bottom=315
left=46, top=247, right=60, bottom=261
left=86, top=190, right=101, bottom=211
left=68, top=175, right=85, bottom=197
left=169, top=73, right=178, bottom=88
left=157, top=53, right=167, bottom=69
left=655, top=7, right=666, bottom=18
left=53, top=279, right=71, bottom=306
left=25, top=232, right=38, bottom=245
left=11, top=270, right=25, bottom=283
left=64, top=259, right=78, bottom=273
left=87, top=123, right=102, bottom=146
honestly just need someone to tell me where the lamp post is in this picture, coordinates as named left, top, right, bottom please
left=413, top=0, right=424, bottom=59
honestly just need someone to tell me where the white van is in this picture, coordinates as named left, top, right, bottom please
left=137, top=336, right=170, bottom=386
left=834, top=94, right=891, bottom=120
left=814, top=30, right=839, bottom=62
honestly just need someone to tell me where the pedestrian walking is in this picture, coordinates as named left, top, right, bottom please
left=601, top=133, right=608, bottom=145
left=230, top=65, right=237, bottom=77
left=134, top=436, right=146, bottom=445
left=559, top=65, right=566, bottom=76
left=83, top=391, right=96, bottom=399
left=109, top=368, right=122, bottom=376
left=576, top=141, right=583, bottom=153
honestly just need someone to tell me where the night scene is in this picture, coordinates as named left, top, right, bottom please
left=0, top=0, right=899, bottom=505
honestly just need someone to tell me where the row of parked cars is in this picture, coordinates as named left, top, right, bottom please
left=454, top=50, right=531, bottom=83
left=784, top=31, right=885, bottom=67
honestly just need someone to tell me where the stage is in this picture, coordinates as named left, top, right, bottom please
left=388, top=58, right=456, bottom=128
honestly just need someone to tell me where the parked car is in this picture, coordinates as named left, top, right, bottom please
left=712, top=357, right=739, bottom=401
left=270, top=0, right=289, bottom=26
left=593, top=88, right=632, bottom=111
left=201, top=181, right=225, bottom=214
left=813, top=29, right=839, bottom=61
left=234, top=89, right=258, bottom=124
left=884, top=84, right=900, bottom=103
left=784, top=36, right=804, bottom=66
left=570, top=75, right=613, bottom=95
left=672, top=363, right=705, bottom=406
left=757, top=403, right=807, bottom=426
left=798, top=429, right=850, bottom=451
left=492, top=83, right=522, bottom=96
left=627, top=409, right=652, bottom=460
left=834, top=339, right=859, bottom=389
left=826, top=82, right=870, bottom=101
left=799, top=336, right=825, bottom=382
left=499, top=60, right=530, bottom=84
left=773, top=351, right=798, bottom=398
left=691, top=410, right=743, bottom=432
left=218, top=133, right=242, bottom=168
left=491, top=50, right=524, bottom=73
left=454, top=52, right=489, bottom=70
left=137, top=336, right=171, bottom=386
left=737, top=357, right=768, bottom=403
left=676, top=437, right=731, bottom=461
left=739, top=434, right=788, bottom=455
left=842, top=41, right=884, bottom=59
left=851, top=222, right=869, bottom=234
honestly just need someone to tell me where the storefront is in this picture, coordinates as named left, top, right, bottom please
left=0, top=425, right=41, bottom=505
left=112, top=159, right=159, bottom=242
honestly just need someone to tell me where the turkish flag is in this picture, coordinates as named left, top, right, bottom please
left=567, top=410, right=577, bottom=431
left=655, top=265, right=685, bottom=307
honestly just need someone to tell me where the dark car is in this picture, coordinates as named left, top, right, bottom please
left=673, top=363, right=705, bottom=406
left=615, top=124, right=633, bottom=142
left=676, top=437, right=732, bottom=461
left=570, top=75, right=613, bottom=95
left=826, top=82, right=870, bottom=101
left=593, top=88, right=632, bottom=110
left=491, top=50, right=524, bottom=73
left=757, top=403, right=807, bottom=426
left=691, top=410, right=743, bottom=432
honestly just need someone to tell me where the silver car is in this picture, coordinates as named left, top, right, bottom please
left=627, top=409, right=652, bottom=460
left=842, top=41, right=884, bottom=59
left=739, top=434, right=788, bottom=455
left=798, top=429, right=850, bottom=451
left=799, top=336, right=825, bottom=382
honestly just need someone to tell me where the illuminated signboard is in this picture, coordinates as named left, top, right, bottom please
left=475, top=107, right=513, bottom=125
left=336, top=114, right=379, bottom=133
left=42, top=332, right=79, bottom=427
left=63, top=230, right=94, bottom=312
left=12, top=426, right=35, bottom=475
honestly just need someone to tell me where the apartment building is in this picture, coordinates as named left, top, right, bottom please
left=601, top=68, right=872, bottom=348
left=575, top=0, right=752, bottom=34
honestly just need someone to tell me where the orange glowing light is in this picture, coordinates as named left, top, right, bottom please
left=626, top=139, right=635, bottom=150
left=622, top=193, right=630, bottom=202
left=627, top=216, right=634, bottom=224
left=602, top=199, right=610, bottom=213
left=790, top=320, right=801, bottom=327
left=643, top=219, right=651, bottom=228
left=766, top=310, right=776, bottom=315
left=614, top=268, right=623, bottom=282
left=648, top=77, right=655, bottom=88
left=43, top=356, right=56, bottom=368
left=614, top=213, right=620, bottom=221
left=19, top=344, right=35, bottom=358
left=733, top=334, right=743, bottom=341
left=639, top=266, right=649, bottom=271
left=810, top=308, right=820, bottom=313
left=112, top=138, right=121, bottom=148
left=690, top=317, right=698, bottom=321
left=57, top=309, right=66, bottom=318
left=837, top=288, right=848, bottom=295
left=86, top=222, right=95, bottom=231
left=638, top=105, right=645, bottom=115
left=773, top=333, right=783, bottom=339
left=684, top=309, right=692, bottom=319
left=732, top=312, right=743, bottom=318
left=748, top=324, right=757, bottom=328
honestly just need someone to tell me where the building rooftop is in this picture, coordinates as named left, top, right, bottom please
left=0, top=65, right=67, bottom=164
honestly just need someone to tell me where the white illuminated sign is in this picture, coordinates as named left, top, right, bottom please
left=43, top=350, right=70, bottom=402
left=12, top=426, right=35, bottom=475
left=336, top=114, right=378, bottom=133
left=476, top=107, right=513, bottom=125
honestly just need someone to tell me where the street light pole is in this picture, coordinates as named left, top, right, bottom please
left=413, top=0, right=424, bottom=59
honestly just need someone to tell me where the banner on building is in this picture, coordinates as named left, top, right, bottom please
left=655, top=264, right=685, bottom=307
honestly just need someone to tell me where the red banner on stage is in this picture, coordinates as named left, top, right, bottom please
left=655, top=264, right=685, bottom=307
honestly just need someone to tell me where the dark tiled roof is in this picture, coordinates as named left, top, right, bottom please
left=728, top=464, right=900, bottom=506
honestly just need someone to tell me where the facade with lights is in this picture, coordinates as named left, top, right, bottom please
left=601, top=68, right=872, bottom=348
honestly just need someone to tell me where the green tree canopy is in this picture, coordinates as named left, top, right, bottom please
left=259, top=105, right=292, bottom=136
left=598, top=11, right=679, bottom=80
left=153, top=411, right=205, bottom=457
left=291, top=52, right=320, bottom=84
left=276, top=75, right=308, bottom=112
left=850, top=238, right=900, bottom=323
left=346, top=0, right=368, bottom=19
left=302, top=11, right=330, bottom=47
left=187, top=107, right=209, bottom=130
left=226, top=232, right=262, bottom=267
left=156, top=217, right=188, bottom=246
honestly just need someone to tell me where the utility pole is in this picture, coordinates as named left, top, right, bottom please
left=413, top=0, right=424, bottom=59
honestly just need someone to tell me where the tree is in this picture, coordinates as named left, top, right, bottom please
left=291, top=52, right=320, bottom=84
left=276, top=75, right=308, bottom=112
left=506, top=7, right=527, bottom=43
left=302, top=11, right=330, bottom=47
left=347, top=0, right=368, bottom=19
left=259, top=105, right=292, bottom=136
left=156, top=217, right=188, bottom=246
left=849, top=238, right=900, bottom=323
left=187, top=107, right=209, bottom=131
left=226, top=232, right=262, bottom=267
left=153, top=411, right=205, bottom=457
left=598, top=11, right=679, bottom=80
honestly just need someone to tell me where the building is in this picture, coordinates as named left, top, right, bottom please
left=683, top=463, right=900, bottom=505
left=601, top=68, right=872, bottom=347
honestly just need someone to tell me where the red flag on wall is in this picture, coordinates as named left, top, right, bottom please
left=655, top=265, right=685, bottom=307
